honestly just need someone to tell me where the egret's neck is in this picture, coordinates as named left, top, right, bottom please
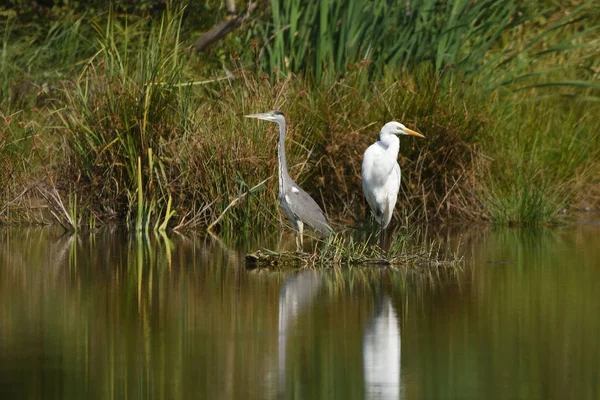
left=379, top=132, right=400, bottom=158
left=277, top=120, right=291, bottom=194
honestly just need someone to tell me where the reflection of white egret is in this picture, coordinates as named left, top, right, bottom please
left=363, top=294, right=401, bottom=400
left=277, top=271, right=322, bottom=395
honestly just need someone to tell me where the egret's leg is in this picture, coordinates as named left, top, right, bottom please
left=379, top=201, right=389, bottom=255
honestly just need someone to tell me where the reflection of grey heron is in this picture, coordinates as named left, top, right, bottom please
left=245, top=111, right=333, bottom=251
left=277, top=270, right=322, bottom=396
left=363, top=294, right=401, bottom=400
left=362, top=122, right=424, bottom=247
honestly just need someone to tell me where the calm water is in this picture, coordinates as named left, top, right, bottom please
left=0, top=225, right=599, bottom=399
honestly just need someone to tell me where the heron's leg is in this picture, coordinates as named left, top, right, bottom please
left=296, top=220, right=304, bottom=252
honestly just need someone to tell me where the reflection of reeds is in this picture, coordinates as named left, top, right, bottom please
left=4, top=226, right=598, bottom=398
left=400, top=225, right=600, bottom=400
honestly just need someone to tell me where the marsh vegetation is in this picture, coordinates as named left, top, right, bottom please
left=1, top=0, right=599, bottom=234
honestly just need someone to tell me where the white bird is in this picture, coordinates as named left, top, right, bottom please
left=361, top=121, right=425, bottom=247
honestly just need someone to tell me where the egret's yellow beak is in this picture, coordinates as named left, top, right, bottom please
left=244, top=113, right=265, bottom=119
left=404, top=127, right=425, bottom=138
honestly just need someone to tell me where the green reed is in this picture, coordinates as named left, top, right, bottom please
left=55, top=7, right=187, bottom=230
left=261, top=0, right=599, bottom=89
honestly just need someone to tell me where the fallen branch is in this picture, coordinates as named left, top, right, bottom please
left=193, top=2, right=257, bottom=52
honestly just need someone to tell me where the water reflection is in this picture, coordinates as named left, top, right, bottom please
left=1, top=225, right=600, bottom=399
left=277, top=270, right=323, bottom=396
left=275, top=269, right=402, bottom=400
left=278, top=270, right=401, bottom=399
left=363, top=293, right=401, bottom=400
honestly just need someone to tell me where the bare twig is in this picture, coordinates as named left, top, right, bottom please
left=207, top=176, right=271, bottom=232
left=36, top=186, right=75, bottom=231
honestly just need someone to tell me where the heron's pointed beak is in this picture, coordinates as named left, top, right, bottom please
left=244, top=113, right=269, bottom=120
left=404, top=127, right=425, bottom=138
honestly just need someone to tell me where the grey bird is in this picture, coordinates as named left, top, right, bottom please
left=245, top=110, right=333, bottom=251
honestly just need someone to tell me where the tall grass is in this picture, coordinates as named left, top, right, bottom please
left=0, top=13, right=92, bottom=109
left=0, top=10, right=94, bottom=223
left=261, top=0, right=599, bottom=89
left=481, top=97, right=600, bottom=224
left=266, top=0, right=520, bottom=79
left=56, top=51, right=489, bottom=231
left=56, top=8, right=188, bottom=229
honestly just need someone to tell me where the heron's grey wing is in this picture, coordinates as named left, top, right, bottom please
left=286, top=185, right=333, bottom=236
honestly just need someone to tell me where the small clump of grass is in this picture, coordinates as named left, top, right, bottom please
left=245, top=228, right=463, bottom=270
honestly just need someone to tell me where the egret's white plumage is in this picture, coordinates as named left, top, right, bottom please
left=362, top=122, right=425, bottom=236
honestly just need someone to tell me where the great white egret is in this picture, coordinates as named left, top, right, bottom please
left=361, top=121, right=425, bottom=247
left=245, top=110, right=333, bottom=251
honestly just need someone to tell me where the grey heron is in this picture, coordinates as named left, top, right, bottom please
left=244, top=110, right=333, bottom=251
left=361, top=121, right=425, bottom=247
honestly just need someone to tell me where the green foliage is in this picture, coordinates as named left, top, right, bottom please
left=57, top=8, right=187, bottom=228
left=260, top=0, right=599, bottom=89
left=0, top=13, right=92, bottom=109
left=263, top=0, right=513, bottom=80
left=2, top=0, right=169, bottom=16
left=481, top=97, right=600, bottom=224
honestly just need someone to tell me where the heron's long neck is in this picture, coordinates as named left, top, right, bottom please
left=277, top=120, right=291, bottom=194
